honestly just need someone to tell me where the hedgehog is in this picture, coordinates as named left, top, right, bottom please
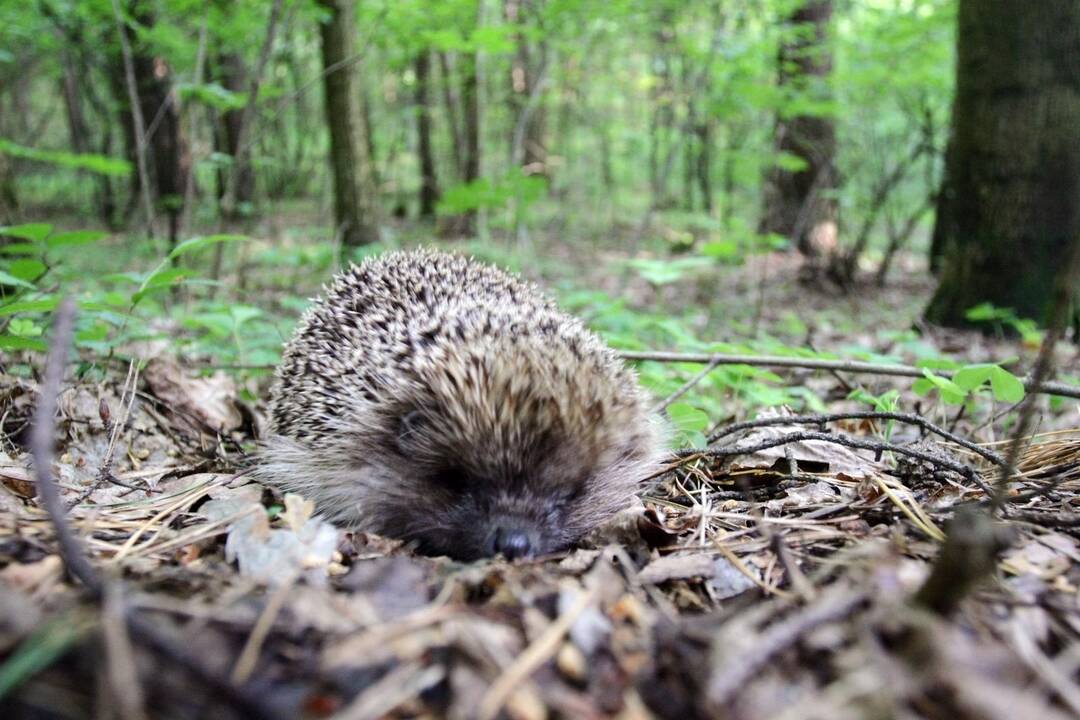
left=255, top=249, right=662, bottom=560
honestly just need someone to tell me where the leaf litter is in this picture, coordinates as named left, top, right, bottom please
left=0, top=363, right=1078, bottom=719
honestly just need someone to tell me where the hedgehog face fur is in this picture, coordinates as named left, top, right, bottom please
left=256, top=250, right=662, bottom=561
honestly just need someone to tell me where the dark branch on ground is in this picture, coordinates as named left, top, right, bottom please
left=30, top=298, right=287, bottom=720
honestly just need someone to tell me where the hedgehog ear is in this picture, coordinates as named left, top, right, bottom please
left=396, top=409, right=425, bottom=452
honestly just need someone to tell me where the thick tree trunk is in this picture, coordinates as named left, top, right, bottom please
left=214, top=52, right=255, bottom=215
left=133, top=41, right=187, bottom=245
left=759, top=0, right=837, bottom=258
left=59, top=53, right=117, bottom=226
left=317, top=0, right=379, bottom=247
left=505, top=0, right=547, bottom=175
left=414, top=51, right=440, bottom=218
left=925, top=0, right=1080, bottom=327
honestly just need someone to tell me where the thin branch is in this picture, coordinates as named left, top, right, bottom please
left=707, top=589, right=867, bottom=706
left=30, top=298, right=102, bottom=594
left=652, top=355, right=723, bottom=414
left=992, top=234, right=1080, bottom=508
left=619, top=350, right=1080, bottom=400
left=30, top=300, right=287, bottom=720
left=705, top=411, right=1007, bottom=468
left=681, top=430, right=989, bottom=494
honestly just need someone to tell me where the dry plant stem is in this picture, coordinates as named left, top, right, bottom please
left=707, top=410, right=1007, bottom=468
left=108, top=0, right=155, bottom=237
left=231, top=573, right=297, bottom=685
left=619, top=350, right=1080, bottom=400
left=477, top=585, right=599, bottom=720
left=708, top=589, right=867, bottom=706
left=30, top=299, right=286, bottom=720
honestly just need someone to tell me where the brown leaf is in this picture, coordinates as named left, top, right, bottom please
left=143, top=357, right=243, bottom=434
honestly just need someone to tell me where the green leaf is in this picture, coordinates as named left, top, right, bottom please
left=166, top=234, right=248, bottom=261
left=0, top=139, right=130, bottom=176
left=0, top=243, right=39, bottom=255
left=700, top=239, right=740, bottom=260
left=0, top=334, right=47, bottom=351
left=46, top=230, right=107, bottom=248
left=0, top=614, right=94, bottom=698
left=0, top=223, right=51, bottom=242
left=8, top=318, right=42, bottom=337
left=8, top=258, right=46, bottom=282
left=988, top=366, right=1025, bottom=403
left=132, top=268, right=196, bottom=304
left=0, top=298, right=58, bottom=316
left=918, top=369, right=967, bottom=405
left=666, top=402, right=710, bottom=433
left=0, top=270, right=35, bottom=289
left=952, top=364, right=994, bottom=391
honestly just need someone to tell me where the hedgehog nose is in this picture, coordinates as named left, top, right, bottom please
left=492, top=527, right=533, bottom=560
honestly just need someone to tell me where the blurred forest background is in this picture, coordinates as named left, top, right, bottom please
left=0, top=0, right=1076, bottom=423
left=2, top=3, right=1079, bottom=717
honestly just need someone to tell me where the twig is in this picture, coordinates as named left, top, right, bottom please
left=912, top=507, right=1007, bottom=616
left=30, top=298, right=102, bottom=593
left=706, top=411, right=1007, bottom=468
left=992, top=238, right=1080, bottom=508
left=707, top=589, right=867, bottom=705
left=29, top=299, right=286, bottom=720
left=477, top=584, right=598, bottom=720
left=103, top=583, right=148, bottom=720
left=652, top=355, right=724, bottom=414
left=619, top=350, right=1080, bottom=399
left=682, top=430, right=986, bottom=492
left=230, top=573, right=297, bottom=685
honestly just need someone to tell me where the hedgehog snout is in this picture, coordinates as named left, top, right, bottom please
left=485, top=524, right=540, bottom=560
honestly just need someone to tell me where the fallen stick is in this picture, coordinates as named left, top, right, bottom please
left=618, top=350, right=1080, bottom=399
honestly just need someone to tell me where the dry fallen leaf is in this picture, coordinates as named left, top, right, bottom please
left=143, top=357, right=243, bottom=434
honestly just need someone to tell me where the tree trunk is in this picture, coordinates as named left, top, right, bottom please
left=648, top=21, right=676, bottom=209
left=437, top=52, right=465, bottom=181
left=696, top=117, right=713, bottom=214
left=215, top=52, right=255, bottom=216
left=925, top=0, right=1080, bottom=328
left=59, top=52, right=118, bottom=227
left=505, top=0, right=547, bottom=175
left=758, top=0, right=837, bottom=259
left=132, top=30, right=187, bottom=246
left=317, top=0, right=379, bottom=247
left=414, top=51, right=440, bottom=218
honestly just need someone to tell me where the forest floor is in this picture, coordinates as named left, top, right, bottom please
left=0, top=222, right=1078, bottom=719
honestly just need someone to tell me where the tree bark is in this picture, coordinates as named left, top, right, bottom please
left=505, top=0, right=547, bottom=176
left=414, top=51, right=440, bottom=218
left=758, top=0, right=837, bottom=258
left=214, top=52, right=255, bottom=215
left=59, top=51, right=117, bottom=226
left=317, top=0, right=379, bottom=246
left=925, top=0, right=1080, bottom=327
